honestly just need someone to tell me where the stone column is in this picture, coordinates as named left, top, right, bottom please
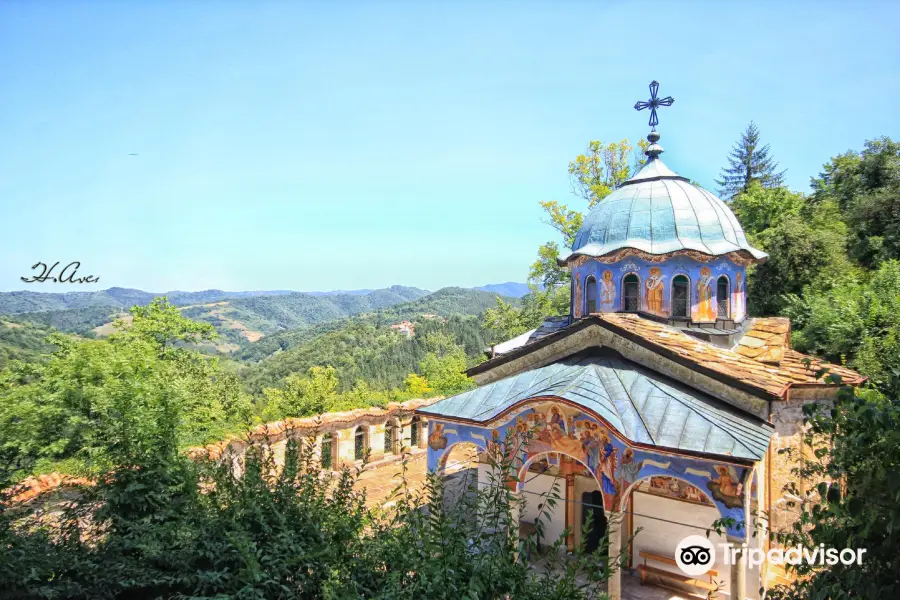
left=336, top=428, right=353, bottom=468
left=729, top=540, right=746, bottom=600
left=565, top=473, right=576, bottom=552
left=608, top=512, right=622, bottom=600
left=370, top=423, right=385, bottom=462
left=418, top=418, right=428, bottom=449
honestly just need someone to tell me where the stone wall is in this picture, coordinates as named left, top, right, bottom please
left=190, top=397, right=437, bottom=472
left=766, top=387, right=836, bottom=535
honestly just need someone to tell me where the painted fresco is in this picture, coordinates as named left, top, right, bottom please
left=733, top=271, right=745, bottom=321
left=573, top=256, right=746, bottom=322
left=427, top=400, right=751, bottom=537
left=599, top=270, right=616, bottom=310
left=695, top=267, right=716, bottom=321
left=636, top=476, right=714, bottom=506
left=645, top=267, right=665, bottom=315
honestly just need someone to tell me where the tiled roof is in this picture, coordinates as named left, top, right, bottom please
left=594, top=314, right=865, bottom=397
left=734, top=318, right=790, bottom=364
left=190, top=397, right=438, bottom=460
left=475, top=314, right=865, bottom=399
left=420, top=349, right=774, bottom=460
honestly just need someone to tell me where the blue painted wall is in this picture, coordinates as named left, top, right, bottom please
left=570, top=256, right=746, bottom=322
left=427, top=400, right=752, bottom=538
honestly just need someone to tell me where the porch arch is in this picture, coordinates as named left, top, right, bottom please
left=617, top=473, right=720, bottom=516
left=515, top=450, right=604, bottom=495
left=436, top=440, right=487, bottom=476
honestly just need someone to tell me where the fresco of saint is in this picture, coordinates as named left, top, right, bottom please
left=599, top=270, right=616, bottom=309
left=696, top=266, right=716, bottom=321
left=427, top=422, right=448, bottom=450
left=707, top=464, right=745, bottom=509
left=734, top=271, right=744, bottom=320
left=616, top=447, right=644, bottom=491
left=596, top=428, right=618, bottom=495
left=645, top=267, right=665, bottom=314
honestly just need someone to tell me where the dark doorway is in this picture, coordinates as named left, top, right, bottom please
left=717, top=276, right=730, bottom=318
left=581, top=490, right=608, bottom=555
left=623, top=274, right=639, bottom=312
left=672, top=275, right=689, bottom=318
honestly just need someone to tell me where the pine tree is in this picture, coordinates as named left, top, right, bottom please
left=716, top=121, right=786, bottom=199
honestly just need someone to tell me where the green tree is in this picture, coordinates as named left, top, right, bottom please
left=716, top=121, right=786, bottom=199
left=810, top=137, right=900, bottom=268
left=786, top=260, right=900, bottom=397
left=527, top=139, right=646, bottom=321
left=0, top=298, right=250, bottom=478
left=747, top=214, right=849, bottom=316
left=729, top=181, right=806, bottom=236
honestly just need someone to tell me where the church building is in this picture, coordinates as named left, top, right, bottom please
left=417, top=83, right=865, bottom=599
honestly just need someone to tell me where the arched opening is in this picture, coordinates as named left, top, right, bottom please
left=320, top=432, right=334, bottom=469
left=622, top=273, right=640, bottom=312
left=585, top=276, right=598, bottom=314
left=516, top=451, right=607, bottom=556
left=438, top=441, right=484, bottom=511
left=581, top=489, right=608, bottom=554
left=354, top=426, right=367, bottom=461
left=410, top=416, right=421, bottom=448
left=672, top=275, right=690, bottom=318
left=717, top=275, right=730, bottom=319
left=384, top=420, right=398, bottom=455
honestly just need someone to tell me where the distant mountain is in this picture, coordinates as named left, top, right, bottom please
left=2, top=285, right=431, bottom=342
left=0, top=287, right=293, bottom=314
left=474, top=282, right=531, bottom=298
left=236, top=286, right=513, bottom=362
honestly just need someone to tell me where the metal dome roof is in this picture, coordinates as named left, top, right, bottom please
left=567, top=156, right=767, bottom=262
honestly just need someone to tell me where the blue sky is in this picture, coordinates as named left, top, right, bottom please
left=2, top=1, right=898, bottom=293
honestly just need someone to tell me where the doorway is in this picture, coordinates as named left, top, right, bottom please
left=581, top=490, right=608, bottom=554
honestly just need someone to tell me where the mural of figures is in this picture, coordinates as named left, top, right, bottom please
left=617, top=447, right=644, bottom=490
left=638, top=476, right=713, bottom=506
left=645, top=267, right=666, bottom=315
left=596, top=428, right=619, bottom=495
left=695, top=266, right=716, bottom=321
left=599, top=270, right=616, bottom=309
left=734, top=271, right=745, bottom=320
left=426, top=401, right=752, bottom=536
left=707, top=465, right=745, bottom=508
left=428, top=422, right=448, bottom=450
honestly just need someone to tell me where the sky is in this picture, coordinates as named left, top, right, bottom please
left=1, top=1, right=898, bottom=294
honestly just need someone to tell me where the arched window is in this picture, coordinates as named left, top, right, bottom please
left=623, top=274, right=639, bottom=312
left=384, top=421, right=397, bottom=455
left=321, top=433, right=334, bottom=469
left=672, top=275, right=690, bottom=318
left=717, top=276, right=730, bottom=319
left=585, top=276, right=597, bottom=314
left=354, top=426, right=367, bottom=461
left=410, top=416, right=421, bottom=447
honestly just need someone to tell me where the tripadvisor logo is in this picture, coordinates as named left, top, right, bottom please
left=675, top=535, right=867, bottom=576
left=675, top=535, right=716, bottom=577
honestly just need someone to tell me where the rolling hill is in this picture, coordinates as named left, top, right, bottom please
left=235, top=286, right=514, bottom=362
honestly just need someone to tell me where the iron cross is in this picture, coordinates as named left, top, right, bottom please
left=634, top=81, right=674, bottom=129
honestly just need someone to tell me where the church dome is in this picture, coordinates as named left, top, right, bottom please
left=567, top=156, right=767, bottom=262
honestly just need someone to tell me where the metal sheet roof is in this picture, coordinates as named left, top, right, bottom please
left=567, top=157, right=767, bottom=261
left=492, top=316, right=571, bottom=357
left=420, top=349, right=773, bottom=460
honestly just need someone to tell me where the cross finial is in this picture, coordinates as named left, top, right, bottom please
left=634, top=80, right=673, bottom=159
left=634, top=80, right=674, bottom=129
